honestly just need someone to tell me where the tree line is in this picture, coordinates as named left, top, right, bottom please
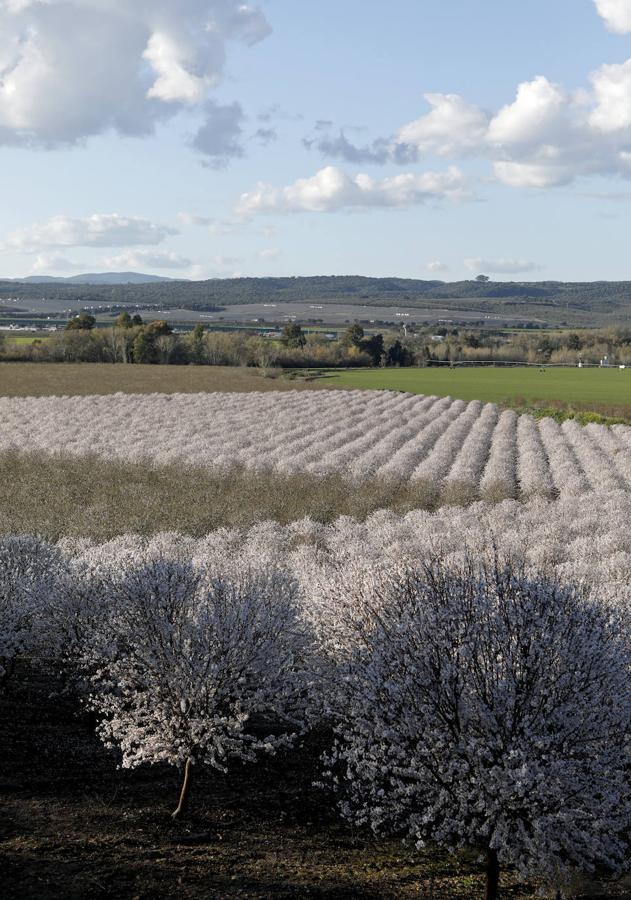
left=3, top=317, right=631, bottom=368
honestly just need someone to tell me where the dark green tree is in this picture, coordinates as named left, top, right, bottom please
left=341, top=323, right=365, bottom=348
left=133, top=328, right=157, bottom=364
left=147, top=319, right=173, bottom=336
left=115, top=311, right=133, bottom=328
left=281, top=323, right=306, bottom=348
left=65, top=313, right=96, bottom=331
left=190, top=323, right=206, bottom=364
left=360, top=333, right=385, bottom=366
left=567, top=333, right=583, bottom=351
left=385, top=339, right=413, bottom=367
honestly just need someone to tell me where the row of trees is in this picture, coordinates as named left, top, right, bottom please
left=0, top=319, right=411, bottom=369
left=1, top=536, right=630, bottom=899
left=416, top=326, right=631, bottom=367
left=4, top=316, right=631, bottom=368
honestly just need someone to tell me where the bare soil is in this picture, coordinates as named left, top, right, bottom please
left=0, top=663, right=548, bottom=900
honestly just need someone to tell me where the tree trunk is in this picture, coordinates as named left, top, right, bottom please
left=172, top=757, right=193, bottom=820
left=485, top=848, right=500, bottom=900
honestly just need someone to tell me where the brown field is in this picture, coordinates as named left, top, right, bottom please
left=0, top=451, right=448, bottom=541
left=0, top=362, right=324, bottom=397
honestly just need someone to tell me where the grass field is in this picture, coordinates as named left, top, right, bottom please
left=0, top=451, right=444, bottom=541
left=324, top=366, right=631, bottom=423
left=2, top=332, right=54, bottom=344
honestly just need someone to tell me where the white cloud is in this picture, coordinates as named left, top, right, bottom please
left=103, top=250, right=192, bottom=270
left=589, top=59, right=631, bottom=131
left=426, top=260, right=449, bottom=273
left=0, top=1, right=270, bottom=147
left=594, top=0, right=631, bottom=33
left=237, top=165, right=471, bottom=214
left=177, top=212, right=213, bottom=227
left=212, top=254, right=244, bottom=267
left=31, top=254, right=80, bottom=273
left=384, top=64, right=631, bottom=190
left=487, top=77, right=567, bottom=145
left=257, top=247, right=281, bottom=261
left=5, top=214, right=177, bottom=251
left=464, top=257, right=542, bottom=274
left=398, top=94, right=489, bottom=157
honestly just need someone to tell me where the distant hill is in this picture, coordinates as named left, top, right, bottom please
left=13, top=272, right=179, bottom=285
left=1, top=275, right=631, bottom=326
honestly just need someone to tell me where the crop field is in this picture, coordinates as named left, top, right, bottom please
left=3, top=389, right=631, bottom=503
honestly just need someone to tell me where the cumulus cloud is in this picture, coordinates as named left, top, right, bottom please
left=237, top=165, right=471, bottom=214
left=464, top=258, right=542, bottom=274
left=103, top=250, right=192, bottom=270
left=0, top=1, right=270, bottom=147
left=487, top=77, right=568, bottom=145
left=389, top=65, right=631, bottom=189
left=589, top=59, right=631, bottom=131
left=4, top=214, right=177, bottom=251
left=398, top=94, right=490, bottom=157
left=594, top=0, right=631, bottom=33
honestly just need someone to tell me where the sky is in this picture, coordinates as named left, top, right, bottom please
left=1, top=0, right=631, bottom=282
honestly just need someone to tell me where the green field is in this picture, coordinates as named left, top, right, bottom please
left=2, top=333, right=51, bottom=345
left=323, top=366, right=631, bottom=422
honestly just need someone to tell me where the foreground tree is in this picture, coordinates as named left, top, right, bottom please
left=325, top=561, right=631, bottom=899
left=87, top=559, right=314, bottom=818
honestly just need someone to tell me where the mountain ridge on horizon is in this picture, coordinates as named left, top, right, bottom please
left=5, top=272, right=182, bottom=286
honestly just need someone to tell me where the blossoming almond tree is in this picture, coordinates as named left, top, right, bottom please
left=325, top=561, right=631, bottom=900
left=0, top=537, right=62, bottom=683
left=86, top=559, right=314, bottom=818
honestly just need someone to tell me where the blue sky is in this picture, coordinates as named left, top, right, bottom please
left=1, top=0, right=631, bottom=281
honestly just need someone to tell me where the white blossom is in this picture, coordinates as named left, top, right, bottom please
left=324, top=561, right=631, bottom=890
left=3, top=390, right=631, bottom=498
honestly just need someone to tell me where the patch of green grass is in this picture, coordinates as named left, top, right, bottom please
left=322, top=366, right=631, bottom=423
left=3, top=334, right=52, bottom=346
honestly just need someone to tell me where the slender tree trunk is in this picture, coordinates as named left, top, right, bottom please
left=172, top=757, right=193, bottom=820
left=485, top=848, right=500, bottom=900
